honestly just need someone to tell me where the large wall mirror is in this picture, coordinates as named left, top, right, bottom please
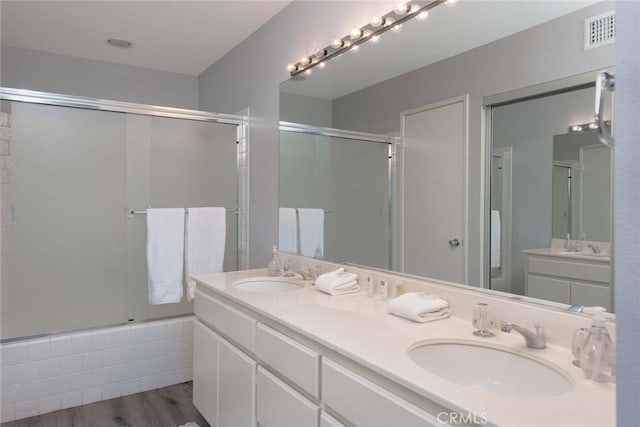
left=279, top=1, right=615, bottom=311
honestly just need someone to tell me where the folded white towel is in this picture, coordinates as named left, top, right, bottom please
left=146, top=208, right=185, bottom=305
left=278, top=208, right=298, bottom=254
left=298, top=208, right=324, bottom=257
left=388, top=292, right=450, bottom=323
left=315, top=268, right=359, bottom=296
left=185, top=207, right=226, bottom=302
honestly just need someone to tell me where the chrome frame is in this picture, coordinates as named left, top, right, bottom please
left=279, top=121, right=400, bottom=145
left=0, top=87, right=246, bottom=125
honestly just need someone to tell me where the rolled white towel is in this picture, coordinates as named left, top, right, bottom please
left=388, top=292, right=450, bottom=323
left=315, top=268, right=360, bottom=296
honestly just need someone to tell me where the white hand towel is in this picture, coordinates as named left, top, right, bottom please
left=491, top=210, right=501, bottom=269
left=388, top=292, right=450, bottom=323
left=278, top=208, right=298, bottom=254
left=146, top=208, right=185, bottom=305
left=298, top=208, right=324, bottom=257
left=315, top=268, right=360, bottom=296
left=185, top=207, right=226, bottom=301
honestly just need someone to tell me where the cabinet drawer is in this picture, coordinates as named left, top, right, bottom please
left=528, top=257, right=610, bottom=284
left=195, top=289, right=256, bottom=352
left=526, top=275, right=570, bottom=304
left=322, top=359, right=439, bottom=427
left=257, top=366, right=319, bottom=427
left=571, top=281, right=611, bottom=311
left=256, top=323, right=320, bottom=398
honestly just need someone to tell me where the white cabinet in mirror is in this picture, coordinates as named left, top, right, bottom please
left=278, top=0, right=616, bottom=312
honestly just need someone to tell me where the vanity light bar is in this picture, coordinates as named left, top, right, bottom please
left=569, top=120, right=612, bottom=133
left=287, top=0, right=448, bottom=77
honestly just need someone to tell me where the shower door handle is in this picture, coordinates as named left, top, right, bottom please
left=449, top=238, right=461, bottom=248
left=595, top=71, right=614, bottom=147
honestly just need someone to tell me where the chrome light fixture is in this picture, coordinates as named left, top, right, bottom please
left=287, top=0, right=448, bottom=77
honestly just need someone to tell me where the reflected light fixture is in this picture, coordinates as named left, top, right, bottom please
left=569, top=121, right=604, bottom=132
left=287, top=0, right=446, bottom=76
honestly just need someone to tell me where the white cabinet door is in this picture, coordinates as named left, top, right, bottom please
left=218, top=336, right=257, bottom=427
left=193, top=320, right=219, bottom=427
left=526, top=275, right=570, bottom=304
left=256, top=367, right=319, bottom=427
left=571, top=281, right=611, bottom=311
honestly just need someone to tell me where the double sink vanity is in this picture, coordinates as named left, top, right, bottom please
left=192, top=256, right=615, bottom=427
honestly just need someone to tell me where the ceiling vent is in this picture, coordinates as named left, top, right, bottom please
left=584, top=10, right=615, bottom=50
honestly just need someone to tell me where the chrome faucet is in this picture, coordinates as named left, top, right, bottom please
left=587, top=243, right=602, bottom=254
left=282, top=261, right=313, bottom=280
left=500, top=321, right=546, bottom=349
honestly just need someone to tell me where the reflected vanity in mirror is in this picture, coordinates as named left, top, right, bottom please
left=279, top=1, right=615, bottom=311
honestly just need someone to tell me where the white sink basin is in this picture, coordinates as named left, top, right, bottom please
left=232, top=277, right=305, bottom=292
left=408, top=340, right=574, bottom=397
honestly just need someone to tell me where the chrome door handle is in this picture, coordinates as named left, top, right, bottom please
left=595, top=71, right=615, bottom=147
left=449, top=238, right=461, bottom=248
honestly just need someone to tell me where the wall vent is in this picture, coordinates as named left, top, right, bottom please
left=584, top=10, right=616, bottom=50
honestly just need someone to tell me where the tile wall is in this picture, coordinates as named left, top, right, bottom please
left=1, top=316, right=194, bottom=423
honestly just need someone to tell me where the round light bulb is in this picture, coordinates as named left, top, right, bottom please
left=371, top=16, right=384, bottom=27
left=318, top=62, right=326, bottom=69
left=370, top=34, right=381, bottom=43
left=286, top=64, right=297, bottom=72
left=410, top=4, right=421, bottom=13
left=350, top=28, right=363, bottom=39
left=394, top=2, right=410, bottom=15
left=392, top=23, right=403, bottom=33
left=385, top=18, right=395, bottom=27
left=588, top=122, right=599, bottom=129
left=417, top=10, right=429, bottom=20
left=301, top=56, right=311, bottom=65
left=570, top=125, right=583, bottom=132
left=331, top=39, right=344, bottom=49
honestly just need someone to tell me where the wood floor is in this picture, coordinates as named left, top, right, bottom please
left=2, top=382, right=209, bottom=427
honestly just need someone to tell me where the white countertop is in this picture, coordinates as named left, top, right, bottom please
left=522, top=248, right=610, bottom=262
left=194, top=269, right=615, bottom=427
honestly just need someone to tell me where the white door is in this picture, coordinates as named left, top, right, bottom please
left=401, top=96, right=467, bottom=283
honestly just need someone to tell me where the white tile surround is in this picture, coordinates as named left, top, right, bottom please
left=0, top=316, right=194, bottom=423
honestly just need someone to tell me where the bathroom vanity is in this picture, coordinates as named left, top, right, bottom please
left=523, top=248, right=611, bottom=310
left=192, top=261, right=615, bottom=427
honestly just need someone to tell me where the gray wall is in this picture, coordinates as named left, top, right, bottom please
left=331, top=2, right=615, bottom=285
left=280, top=92, right=332, bottom=127
left=492, top=87, right=596, bottom=295
left=614, top=1, right=640, bottom=423
left=1, top=46, right=198, bottom=109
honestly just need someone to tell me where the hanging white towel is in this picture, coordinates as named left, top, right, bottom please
left=146, top=208, right=185, bottom=305
left=491, top=210, right=501, bottom=269
left=388, top=292, right=450, bottom=323
left=278, top=208, right=298, bottom=254
left=185, top=207, right=226, bottom=301
left=298, top=208, right=324, bottom=257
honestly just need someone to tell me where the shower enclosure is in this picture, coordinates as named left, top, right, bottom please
left=0, top=89, right=244, bottom=340
left=278, top=122, right=395, bottom=270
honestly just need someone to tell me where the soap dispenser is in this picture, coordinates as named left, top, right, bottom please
left=580, top=307, right=615, bottom=383
left=267, top=245, right=282, bottom=277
